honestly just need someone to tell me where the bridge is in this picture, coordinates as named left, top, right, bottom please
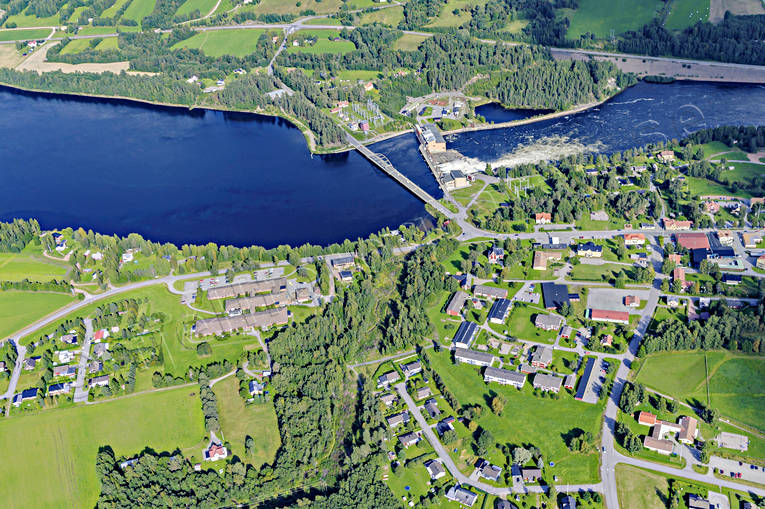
left=346, top=135, right=450, bottom=217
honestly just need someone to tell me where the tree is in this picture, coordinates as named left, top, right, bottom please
left=490, top=394, right=506, bottom=416
left=512, top=446, right=532, bottom=466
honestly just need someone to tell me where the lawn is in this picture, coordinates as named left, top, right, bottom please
left=634, top=351, right=723, bottom=401
left=122, top=0, right=157, bottom=23
left=0, top=386, right=206, bottom=509
left=569, top=262, right=628, bottom=282
left=507, top=305, right=559, bottom=344
left=393, top=33, right=429, bottom=51
left=213, top=375, right=280, bottom=467
left=430, top=349, right=604, bottom=483
left=700, top=141, right=734, bottom=158
left=286, top=29, right=356, bottom=55
left=0, top=252, right=68, bottom=281
left=0, top=291, right=76, bottom=338
left=567, top=0, right=661, bottom=38
left=615, top=464, right=670, bottom=509
left=665, top=0, right=710, bottom=29
left=687, top=176, right=753, bottom=199
left=174, top=0, right=218, bottom=17
left=172, top=29, right=266, bottom=57
left=0, top=28, right=51, bottom=41
left=359, top=5, right=404, bottom=26
left=451, top=181, right=484, bottom=207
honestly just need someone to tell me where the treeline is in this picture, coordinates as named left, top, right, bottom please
left=0, top=279, right=72, bottom=293
left=685, top=125, right=765, bottom=154
left=618, top=14, right=765, bottom=65
left=199, top=374, right=220, bottom=433
left=398, top=0, right=446, bottom=29
left=463, top=0, right=574, bottom=46
left=640, top=300, right=765, bottom=355
left=0, top=218, right=40, bottom=252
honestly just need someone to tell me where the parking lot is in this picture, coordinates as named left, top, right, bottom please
left=586, top=288, right=651, bottom=314
left=709, top=456, right=765, bottom=485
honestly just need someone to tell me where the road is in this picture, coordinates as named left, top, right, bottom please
left=73, top=318, right=94, bottom=403
left=2, top=342, right=25, bottom=415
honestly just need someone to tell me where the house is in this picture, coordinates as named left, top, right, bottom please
left=541, top=283, right=569, bottom=310
left=723, top=274, right=742, bottom=285
left=121, top=251, right=134, bottom=263
left=530, top=346, right=553, bottom=368
left=624, top=295, right=640, bottom=307
left=93, top=329, right=108, bottom=342
left=519, top=364, right=537, bottom=374
left=534, top=314, right=562, bottom=331
left=574, top=357, right=599, bottom=403
left=452, top=274, right=468, bottom=289
left=386, top=411, right=409, bottom=428
left=522, top=468, right=542, bottom=482
left=663, top=218, right=693, bottom=230
left=675, top=232, right=710, bottom=251
left=487, top=245, right=505, bottom=264
left=532, top=251, right=563, bottom=270
left=564, top=374, right=576, bottom=390
left=488, top=299, right=511, bottom=324
left=474, top=285, right=508, bottom=300
left=401, top=360, right=422, bottom=378
left=678, top=416, right=698, bottom=444
left=53, top=365, right=77, bottom=378
left=204, top=443, right=228, bottom=461
left=58, top=350, right=76, bottom=363
left=561, top=495, right=577, bottom=509
left=589, top=309, right=629, bottom=325
left=425, top=459, right=446, bottom=480
left=476, top=459, right=502, bottom=481
left=92, top=343, right=109, bottom=359
left=704, top=201, right=721, bottom=213
left=643, top=436, right=674, bottom=455
left=377, top=371, right=400, bottom=388
left=666, top=295, right=680, bottom=307
left=673, top=266, right=686, bottom=285
left=453, top=321, right=479, bottom=349
left=331, top=255, right=355, bottom=270
left=668, top=253, right=682, bottom=265
left=424, top=399, right=441, bottom=419
left=560, top=325, right=573, bottom=339
left=577, top=242, right=603, bottom=258
left=60, top=333, right=77, bottom=345
left=23, top=357, right=39, bottom=370
left=533, top=373, right=562, bottom=392
left=484, top=367, right=526, bottom=388
left=193, top=307, right=289, bottom=336
left=757, top=254, right=765, bottom=270
left=624, top=233, right=646, bottom=246
left=687, top=494, right=711, bottom=509
left=657, top=150, right=675, bottom=162
left=742, top=232, right=763, bottom=248
left=445, top=485, right=478, bottom=507
left=88, top=375, right=109, bottom=388
left=88, top=361, right=103, bottom=374
left=455, top=348, right=496, bottom=367
left=590, top=210, right=609, bottom=221
left=248, top=380, right=265, bottom=395
left=601, top=335, right=613, bottom=347
left=436, top=416, right=456, bottom=437
left=638, top=411, right=657, bottom=426
left=446, top=291, right=468, bottom=316
left=414, top=386, right=432, bottom=400
left=717, top=230, right=735, bottom=246
left=12, top=388, right=39, bottom=407
left=380, top=393, right=397, bottom=407
left=48, top=382, right=70, bottom=396
left=535, top=212, right=552, bottom=224
left=0, top=361, right=5, bottom=372
left=398, top=432, right=420, bottom=447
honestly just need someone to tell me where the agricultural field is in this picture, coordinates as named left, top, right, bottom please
left=174, top=0, right=218, bottom=18
left=2, top=10, right=61, bottom=28
left=102, top=0, right=133, bottom=18
left=0, top=291, right=76, bottom=338
left=122, top=0, right=157, bottom=24
left=567, top=0, right=661, bottom=38
left=0, top=252, right=68, bottom=281
left=358, top=5, right=404, bottom=26
left=425, top=0, right=489, bottom=28
left=94, top=37, right=118, bottom=50
left=430, top=349, right=605, bottom=482
left=392, top=32, right=428, bottom=51
left=687, top=176, right=753, bottom=198
left=0, top=386, right=206, bottom=509
left=172, top=29, right=266, bottom=57
left=286, top=29, right=356, bottom=55
left=213, top=376, right=280, bottom=467
left=76, top=26, right=121, bottom=36
left=615, top=465, right=670, bottom=509
left=250, top=0, right=376, bottom=16
left=0, top=27, right=51, bottom=41
left=60, top=38, right=95, bottom=54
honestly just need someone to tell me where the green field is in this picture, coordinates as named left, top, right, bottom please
left=687, top=176, right=753, bottom=198
left=175, top=0, right=218, bottom=18
left=2, top=10, right=60, bottom=28
left=359, top=5, right=404, bottom=26
left=213, top=375, right=280, bottom=467
left=567, top=0, right=661, bottom=38
left=122, top=0, right=157, bottom=23
left=425, top=0, right=489, bottom=28
left=393, top=33, right=428, bottom=51
left=76, top=26, right=121, bottom=36
left=172, top=29, right=266, bottom=57
left=102, top=0, right=133, bottom=18
left=0, top=386, right=206, bottom=509
left=0, top=291, right=76, bottom=338
left=286, top=29, right=356, bottom=55
left=615, top=464, right=670, bottom=509
left=0, top=252, right=68, bottom=281
left=251, top=0, right=376, bottom=15
left=95, top=37, right=118, bottom=50
left=665, top=0, right=710, bottom=30
left=60, top=38, right=94, bottom=54
left=0, top=28, right=51, bottom=41
left=569, top=262, right=629, bottom=281
left=508, top=305, right=560, bottom=344
left=430, top=349, right=604, bottom=482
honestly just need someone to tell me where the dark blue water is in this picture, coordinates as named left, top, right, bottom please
left=474, top=103, right=553, bottom=123
left=2, top=81, right=764, bottom=247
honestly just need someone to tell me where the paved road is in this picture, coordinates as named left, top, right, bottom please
left=73, top=318, right=93, bottom=403
left=2, top=342, right=25, bottom=415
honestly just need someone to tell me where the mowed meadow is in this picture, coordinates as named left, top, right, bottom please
left=0, top=387, right=206, bottom=509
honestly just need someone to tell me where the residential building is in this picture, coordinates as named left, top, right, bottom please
left=476, top=459, right=502, bottom=481
left=207, top=277, right=287, bottom=300
left=560, top=325, right=573, bottom=339
left=638, top=411, right=657, bottom=426
left=624, top=233, right=646, bottom=246
left=688, top=494, right=711, bottom=509
left=742, top=232, right=763, bottom=248
left=398, top=432, right=420, bottom=447
left=414, top=386, right=431, bottom=400
left=522, top=468, right=542, bottom=482
left=577, top=242, right=603, bottom=258
left=248, top=380, right=265, bottom=395
left=678, top=416, right=698, bottom=444
left=474, top=284, right=508, bottom=300
left=666, top=295, right=680, bottom=307
left=675, top=232, right=710, bottom=251
left=48, top=383, right=70, bottom=396
left=574, top=357, right=599, bottom=403
left=717, top=230, right=735, bottom=246
left=533, top=373, right=562, bottom=392
left=453, top=321, right=479, bottom=349
left=92, top=343, right=109, bottom=359
left=193, top=307, right=289, bottom=336
left=657, top=150, right=675, bottom=162
left=455, top=348, right=497, bottom=367
left=589, top=309, right=629, bottom=324
left=377, top=371, right=400, bottom=388
left=532, top=251, right=562, bottom=270
left=561, top=495, right=577, bottom=509
left=12, top=388, right=38, bottom=407
left=401, top=360, right=422, bottom=378
left=535, top=212, right=552, bottom=224
left=663, top=218, right=693, bottom=230
left=445, top=486, right=478, bottom=507
left=704, top=201, right=721, bottom=214
left=53, top=365, right=77, bottom=378
left=446, top=291, right=468, bottom=317
left=425, top=459, right=446, bottom=480
left=541, top=282, right=569, bottom=310
left=23, top=357, right=39, bottom=370
left=88, top=375, right=109, bottom=388
left=204, top=443, right=228, bottom=461
left=668, top=253, right=683, bottom=265
left=60, top=333, right=77, bottom=345
left=224, top=291, right=289, bottom=315
left=487, top=245, right=505, bottom=264
left=601, top=334, right=613, bottom=347
left=723, top=274, right=742, bottom=285
left=643, top=436, right=674, bottom=455
left=436, top=416, right=455, bottom=436
left=483, top=367, right=526, bottom=388
left=488, top=299, right=511, bottom=324
left=624, top=295, right=640, bottom=307
left=424, top=399, right=441, bottom=419
left=530, top=346, right=553, bottom=368
left=757, top=254, right=765, bottom=269
left=380, top=393, right=397, bottom=407
left=534, top=313, right=562, bottom=331
left=564, top=374, right=576, bottom=390
left=386, top=411, right=409, bottom=428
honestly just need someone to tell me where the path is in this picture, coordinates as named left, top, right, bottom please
left=73, top=318, right=93, bottom=403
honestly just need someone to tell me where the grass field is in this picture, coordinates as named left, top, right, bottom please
left=172, top=29, right=266, bottom=57
left=102, top=0, right=132, bottom=18
left=122, top=0, right=157, bottom=23
left=335, top=69, right=381, bottom=81
left=425, top=0, right=489, bottom=28
left=251, top=0, right=376, bottom=16
left=60, top=38, right=94, bottom=54
left=665, top=0, right=711, bottom=29
left=359, top=5, right=404, bottom=26
left=569, top=262, right=629, bottom=282
left=2, top=10, right=60, bottom=28
left=95, top=37, right=118, bottom=50
left=687, top=176, right=753, bottom=198
left=0, top=28, right=51, bottom=41
left=175, top=0, right=218, bottom=17
left=286, top=29, right=356, bottom=55
left=0, top=386, right=206, bottom=509
left=213, top=375, right=280, bottom=466
left=615, top=464, right=670, bottom=509
left=76, top=26, right=120, bottom=36
left=567, top=0, right=661, bottom=38
left=430, top=349, right=604, bottom=482
left=0, top=291, right=76, bottom=338
left=0, top=252, right=68, bottom=281
left=508, top=305, right=559, bottom=344
left=393, top=33, right=429, bottom=51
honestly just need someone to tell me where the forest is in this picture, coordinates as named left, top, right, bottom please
left=0, top=218, right=40, bottom=252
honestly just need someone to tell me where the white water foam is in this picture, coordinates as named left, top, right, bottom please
left=483, top=135, right=607, bottom=168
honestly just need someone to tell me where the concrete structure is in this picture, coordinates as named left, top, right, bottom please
left=483, top=367, right=526, bottom=388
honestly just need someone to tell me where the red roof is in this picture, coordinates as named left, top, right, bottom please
left=535, top=212, right=551, bottom=220
left=590, top=309, right=629, bottom=323
left=673, top=267, right=685, bottom=282
left=624, top=295, right=639, bottom=305
left=638, top=411, right=657, bottom=425
left=675, top=233, right=709, bottom=250
left=94, top=330, right=105, bottom=340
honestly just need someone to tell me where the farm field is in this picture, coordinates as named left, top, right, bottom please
left=0, top=27, right=51, bottom=41
left=358, top=5, right=404, bottom=26
left=95, top=37, right=118, bottom=50
left=2, top=10, right=60, bottom=28
left=430, top=349, right=604, bottom=483
left=425, top=0, right=489, bottom=28
left=687, top=176, right=753, bottom=198
left=251, top=0, right=376, bottom=16
left=615, top=464, right=670, bottom=509
left=393, top=33, right=428, bottom=51
left=286, top=29, right=356, bottom=55
left=213, top=375, right=280, bottom=467
left=0, top=291, right=76, bottom=338
left=567, top=0, right=661, bottom=38
left=76, top=26, right=120, bottom=36
left=665, top=0, right=710, bottom=29
left=172, top=29, right=266, bottom=57
left=0, top=252, right=68, bottom=281
left=0, top=386, right=206, bottom=509
left=122, top=0, right=157, bottom=23
left=60, top=38, right=94, bottom=54
left=102, top=0, right=132, bottom=18
left=175, top=0, right=218, bottom=18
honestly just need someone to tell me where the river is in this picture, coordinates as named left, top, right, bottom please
left=1, top=81, right=764, bottom=247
